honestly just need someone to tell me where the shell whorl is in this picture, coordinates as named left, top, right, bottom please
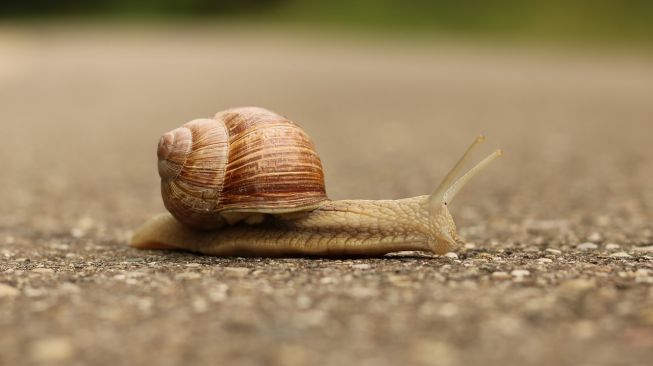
left=157, top=127, right=192, bottom=181
left=158, top=107, right=328, bottom=230
left=160, top=118, right=229, bottom=229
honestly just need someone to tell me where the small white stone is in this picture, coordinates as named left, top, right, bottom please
left=192, top=298, right=208, bottom=312
left=208, top=284, right=229, bottom=302
left=59, top=283, right=80, bottom=294
left=537, top=258, right=553, bottom=264
left=635, top=276, right=653, bottom=284
left=633, top=245, right=653, bottom=252
left=577, top=242, right=598, bottom=250
left=351, top=263, right=371, bottom=270
left=175, top=272, right=202, bottom=280
left=610, top=252, right=632, bottom=258
left=70, top=217, right=95, bottom=238
left=49, top=243, right=69, bottom=251
left=223, top=267, right=249, bottom=277
left=561, top=278, right=596, bottom=291
left=588, top=232, right=603, bottom=243
left=491, top=271, right=511, bottom=280
left=444, top=252, right=459, bottom=259
left=296, top=295, right=312, bottom=309
left=511, top=269, right=531, bottom=277
left=70, top=228, right=85, bottom=238
left=0, top=283, right=19, bottom=298
left=125, top=271, right=147, bottom=278
left=320, top=277, right=335, bottom=284
left=350, top=286, right=378, bottom=299
left=137, top=298, right=153, bottom=314
left=31, top=268, right=54, bottom=274
left=605, top=243, right=621, bottom=250
left=388, top=275, right=412, bottom=287
left=545, top=248, right=562, bottom=255
left=438, top=303, right=459, bottom=317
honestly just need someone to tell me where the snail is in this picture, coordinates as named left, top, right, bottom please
left=130, top=107, right=501, bottom=257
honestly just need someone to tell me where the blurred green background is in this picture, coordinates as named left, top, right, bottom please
left=2, top=0, right=652, bottom=45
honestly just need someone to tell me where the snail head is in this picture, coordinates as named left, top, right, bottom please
left=424, top=135, right=502, bottom=252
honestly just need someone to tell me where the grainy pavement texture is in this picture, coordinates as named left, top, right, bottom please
left=1, top=24, right=652, bottom=366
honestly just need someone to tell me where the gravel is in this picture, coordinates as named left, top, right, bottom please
left=1, top=25, right=652, bottom=366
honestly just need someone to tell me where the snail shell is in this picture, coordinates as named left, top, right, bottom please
left=157, top=107, right=328, bottom=229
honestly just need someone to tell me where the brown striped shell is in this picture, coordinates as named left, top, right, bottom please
left=157, top=107, right=328, bottom=230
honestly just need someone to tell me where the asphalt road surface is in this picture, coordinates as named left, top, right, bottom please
left=1, top=24, right=652, bottom=366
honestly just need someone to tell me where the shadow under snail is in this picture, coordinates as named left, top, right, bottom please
left=131, top=107, right=502, bottom=257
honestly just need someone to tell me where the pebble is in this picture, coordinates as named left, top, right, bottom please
left=588, top=232, right=603, bottom=242
left=511, top=269, right=531, bottom=278
left=388, top=275, right=413, bottom=287
left=0, top=283, right=19, bottom=297
left=438, top=303, right=459, bottom=317
left=192, top=298, right=209, bottom=313
left=577, top=242, right=598, bottom=250
left=635, top=276, right=653, bottom=284
left=605, top=243, right=620, bottom=250
left=175, top=272, right=202, bottom=280
left=320, top=277, right=335, bottom=285
left=491, top=271, right=511, bottom=280
left=59, top=283, right=80, bottom=294
left=610, top=252, right=632, bottom=258
left=545, top=248, right=562, bottom=255
left=296, top=295, right=312, bottom=309
left=444, top=252, right=459, bottom=259
left=70, top=228, right=85, bottom=238
left=70, top=217, right=95, bottom=238
left=351, top=263, right=371, bottom=270
left=350, top=286, right=378, bottom=299
left=136, top=298, right=153, bottom=313
left=561, top=278, right=596, bottom=291
left=537, top=258, right=553, bottom=264
left=31, top=268, right=54, bottom=274
left=208, top=284, right=229, bottom=302
left=634, top=245, right=653, bottom=252
left=29, top=337, right=75, bottom=362
left=223, top=267, right=249, bottom=277
left=635, top=269, right=650, bottom=277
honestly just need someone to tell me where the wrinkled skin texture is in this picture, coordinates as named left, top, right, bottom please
left=131, top=196, right=462, bottom=256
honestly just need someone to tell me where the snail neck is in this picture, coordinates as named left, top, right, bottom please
left=281, top=196, right=432, bottom=242
left=270, top=196, right=458, bottom=255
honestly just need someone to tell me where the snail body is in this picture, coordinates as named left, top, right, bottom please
left=131, top=107, right=501, bottom=257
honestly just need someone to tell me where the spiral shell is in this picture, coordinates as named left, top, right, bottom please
left=157, top=107, right=328, bottom=229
